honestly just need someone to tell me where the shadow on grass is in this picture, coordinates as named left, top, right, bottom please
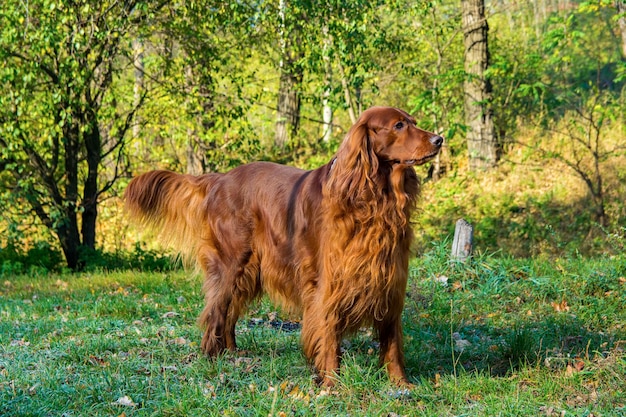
left=403, top=314, right=625, bottom=381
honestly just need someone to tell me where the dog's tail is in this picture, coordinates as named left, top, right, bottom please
left=124, top=170, right=219, bottom=263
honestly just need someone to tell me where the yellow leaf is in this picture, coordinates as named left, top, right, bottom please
left=550, top=300, right=570, bottom=312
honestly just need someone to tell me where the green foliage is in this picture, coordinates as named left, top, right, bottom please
left=0, top=0, right=166, bottom=269
left=77, top=244, right=180, bottom=273
left=0, top=242, right=63, bottom=276
left=0, top=243, right=178, bottom=277
left=0, top=0, right=625, bottom=267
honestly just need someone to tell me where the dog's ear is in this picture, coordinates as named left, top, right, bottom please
left=327, top=112, right=379, bottom=202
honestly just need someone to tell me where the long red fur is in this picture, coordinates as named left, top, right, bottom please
left=124, top=106, right=442, bottom=386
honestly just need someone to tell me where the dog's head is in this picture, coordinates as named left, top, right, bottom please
left=334, top=107, right=443, bottom=175
left=355, top=106, right=443, bottom=167
left=329, top=107, right=443, bottom=203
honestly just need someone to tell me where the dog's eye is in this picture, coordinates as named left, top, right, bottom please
left=394, top=121, right=405, bottom=130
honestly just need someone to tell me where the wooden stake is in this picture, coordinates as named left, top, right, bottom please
left=451, top=219, right=473, bottom=262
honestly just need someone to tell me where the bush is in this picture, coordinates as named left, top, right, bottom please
left=0, top=241, right=63, bottom=276
left=79, top=243, right=180, bottom=272
left=0, top=241, right=179, bottom=276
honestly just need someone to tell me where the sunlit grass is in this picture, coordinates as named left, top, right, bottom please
left=1, top=250, right=625, bottom=416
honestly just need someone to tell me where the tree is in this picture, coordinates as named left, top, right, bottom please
left=405, top=0, right=465, bottom=180
left=616, top=0, right=626, bottom=58
left=0, top=0, right=164, bottom=269
left=462, top=0, right=498, bottom=170
left=540, top=91, right=622, bottom=227
left=274, top=0, right=304, bottom=149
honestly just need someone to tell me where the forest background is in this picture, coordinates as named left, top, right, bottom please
left=1, top=0, right=625, bottom=272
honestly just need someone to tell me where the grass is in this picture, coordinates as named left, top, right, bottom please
left=1, top=247, right=625, bottom=416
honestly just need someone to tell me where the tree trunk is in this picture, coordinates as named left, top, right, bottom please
left=617, top=1, right=626, bottom=58
left=275, top=0, right=302, bottom=149
left=186, top=132, right=205, bottom=175
left=339, top=61, right=357, bottom=124
left=61, top=122, right=82, bottom=270
left=184, top=64, right=217, bottom=174
left=322, top=88, right=333, bottom=142
left=82, top=117, right=100, bottom=251
left=275, top=66, right=301, bottom=148
left=322, top=26, right=333, bottom=142
left=133, top=38, right=144, bottom=140
left=57, top=217, right=81, bottom=271
left=462, top=0, right=498, bottom=171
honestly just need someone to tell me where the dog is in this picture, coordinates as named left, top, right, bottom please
left=124, top=106, right=443, bottom=386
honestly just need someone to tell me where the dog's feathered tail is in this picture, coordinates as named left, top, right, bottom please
left=124, top=170, right=219, bottom=264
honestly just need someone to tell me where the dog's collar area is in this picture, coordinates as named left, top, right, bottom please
left=387, top=159, right=416, bottom=166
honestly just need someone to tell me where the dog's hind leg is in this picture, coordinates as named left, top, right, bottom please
left=198, top=247, right=260, bottom=356
left=198, top=266, right=232, bottom=357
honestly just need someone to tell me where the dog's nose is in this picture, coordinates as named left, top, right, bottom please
left=429, top=135, right=444, bottom=147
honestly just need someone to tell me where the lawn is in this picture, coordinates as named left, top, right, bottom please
left=1, top=248, right=625, bottom=416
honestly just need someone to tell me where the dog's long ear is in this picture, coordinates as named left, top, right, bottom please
left=327, top=114, right=380, bottom=202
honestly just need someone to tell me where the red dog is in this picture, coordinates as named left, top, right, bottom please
left=125, top=106, right=442, bottom=386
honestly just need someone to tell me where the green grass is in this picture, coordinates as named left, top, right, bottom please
left=1, top=248, right=625, bottom=416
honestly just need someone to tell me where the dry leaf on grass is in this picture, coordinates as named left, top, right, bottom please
left=168, top=336, right=188, bottom=345
left=565, top=360, right=585, bottom=376
left=111, top=396, right=136, bottom=407
left=550, top=299, right=570, bottom=312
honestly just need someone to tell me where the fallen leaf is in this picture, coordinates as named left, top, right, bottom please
left=10, top=339, right=30, bottom=347
left=454, top=338, right=471, bottom=351
left=28, top=383, right=40, bottom=395
left=111, top=396, right=136, bottom=407
left=452, top=332, right=471, bottom=351
left=203, top=383, right=216, bottom=397
left=55, top=280, right=69, bottom=290
left=88, top=355, right=109, bottom=367
left=114, top=287, right=128, bottom=295
left=550, top=299, right=570, bottom=312
left=161, top=311, right=179, bottom=318
left=565, top=362, right=584, bottom=377
left=317, top=389, right=328, bottom=397
left=387, top=388, right=411, bottom=399
left=279, top=380, right=291, bottom=393
left=168, top=337, right=187, bottom=345
left=435, top=275, right=449, bottom=286
left=288, top=385, right=310, bottom=404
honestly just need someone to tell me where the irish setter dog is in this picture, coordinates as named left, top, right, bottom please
left=125, top=106, right=442, bottom=386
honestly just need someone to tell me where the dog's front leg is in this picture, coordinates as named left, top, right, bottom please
left=301, top=303, right=341, bottom=387
left=315, top=329, right=341, bottom=387
left=376, top=317, right=411, bottom=386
